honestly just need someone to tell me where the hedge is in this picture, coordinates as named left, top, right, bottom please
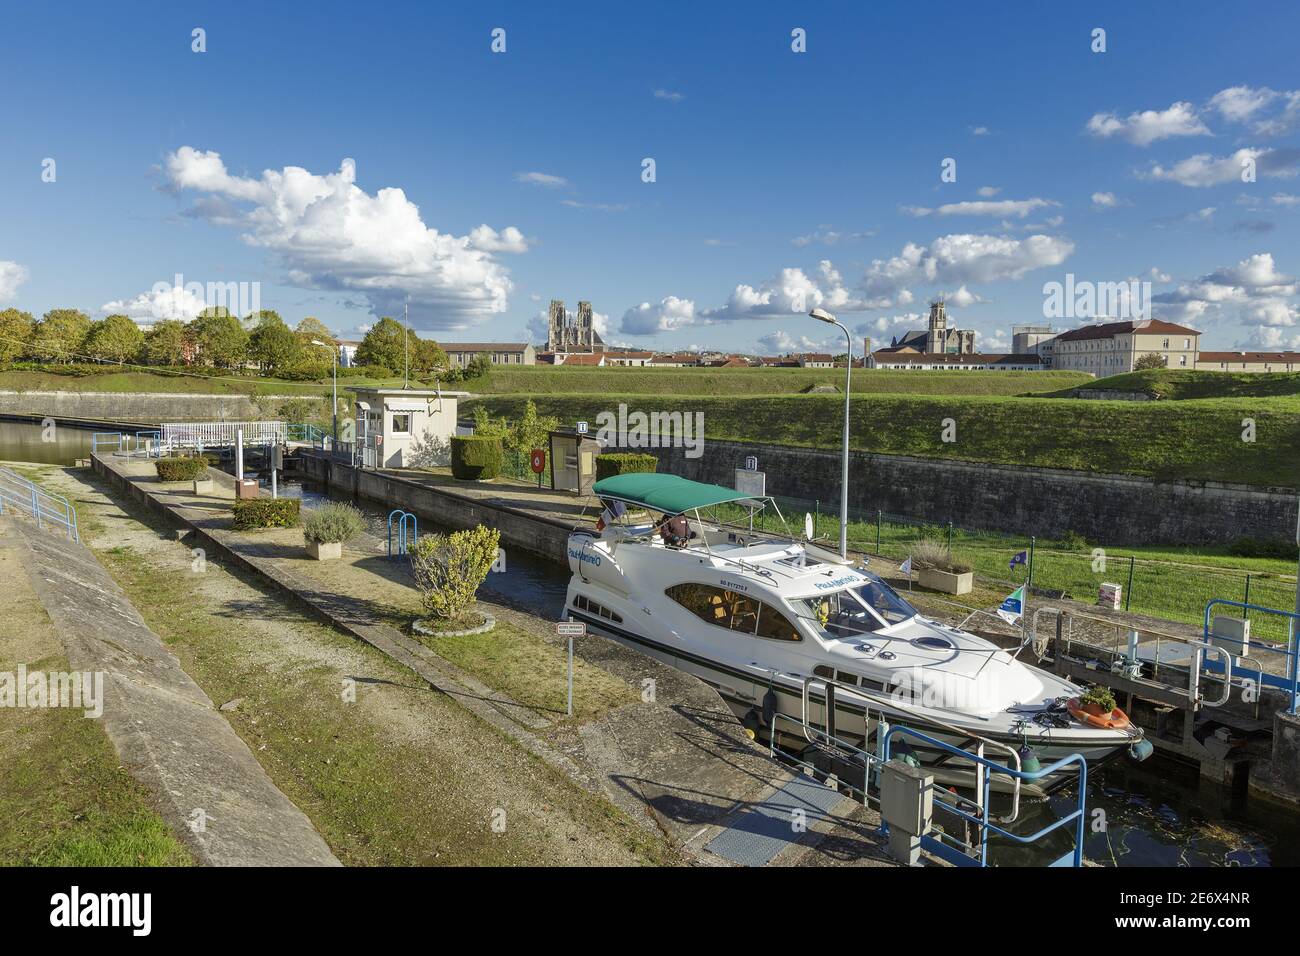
left=451, top=435, right=503, bottom=481
left=155, top=457, right=209, bottom=482
left=594, top=453, right=658, bottom=482
left=231, top=498, right=301, bottom=530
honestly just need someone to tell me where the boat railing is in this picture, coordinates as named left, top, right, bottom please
left=880, top=724, right=1088, bottom=867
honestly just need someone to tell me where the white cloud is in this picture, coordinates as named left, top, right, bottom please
left=791, top=226, right=873, bottom=247
left=980, top=329, right=1011, bottom=352
left=165, top=146, right=525, bottom=328
left=756, top=329, right=841, bottom=354
left=703, top=260, right=895, bottom=322
left=0, top=261, right=29, bottom=301
left=1208, top=85, right=1300, bottom=136
left=903, top=198, right=1057, bottom=219
left=971, top=126, right=990, bottom=136
left=102, top=283, right=210, bottom=322
left=1153, top=252, right=1297, bottom=326
left=1091, top=191, right=1118, bottom=208
left=620, top=296, right=697, bottom=335
left=1086, top=101, right=1210, bottom=146
left=944, top=285, right=985, bottom=308
left=1273, top=193, right=1300, bottom=207
left=976, top=186, right=1001, bottom=198
left=514, top=171, right=568, bottom=188
left=653, top=89, right=684, bottom=102
left=467, top=225, right=530, bottom=253
left=1143, top=147, right=1300, bottom=187
left=560, top=199, right=628, bottom=213
left=863, top=233, right=1074, bottom=297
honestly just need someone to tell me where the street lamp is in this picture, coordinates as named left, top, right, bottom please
left=810, top=308, right=852, bottom=560
left=311, top=339, right=339, bottom=444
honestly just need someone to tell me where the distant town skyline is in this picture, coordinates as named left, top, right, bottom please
left=3, top=1, right=1299, bottom=355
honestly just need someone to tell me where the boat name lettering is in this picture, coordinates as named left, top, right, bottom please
left=569, top=547, right=601, bottom=567
left=719, top=578, right=749, bottom=592
left=814, top=574, right=861, bottom=591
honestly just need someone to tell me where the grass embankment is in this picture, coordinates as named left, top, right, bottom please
left=467, top=392, right=1300, bottom=487
left=1058, top=369, right=1300, bottom=401
left=0, top=368, right=409, bottom=397
left=478, top=365, right=1090, bottom=397
left=0, top=544, right=192, bottom=866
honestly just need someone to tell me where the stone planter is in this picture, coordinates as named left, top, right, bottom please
left=192, top=477, right=214, bottom=494
left=413, top=615, right=496, bottom=638
left=917, top=567, right=973, bottom=595
left=307, top=540, right=342, bottom=561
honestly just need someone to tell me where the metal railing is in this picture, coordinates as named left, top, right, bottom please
left=0, top=467, right=79, bottom=542
left=161, top=421, right=286, bottom=449
left=387, top=509, right=418, bottom=557
left=1204, top=599, right=1300, bottom=715
left=880, top=725, right=1088, bottom=867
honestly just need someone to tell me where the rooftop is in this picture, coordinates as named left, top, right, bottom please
left=1055, top=319, right=1201, bottom=342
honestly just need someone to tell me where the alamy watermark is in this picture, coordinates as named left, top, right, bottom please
left=1042, top=274, right=1150, bottom=321
left=594, top=403, right=704, bottom=459
left=148, top=272, right=261, bottom=321
left=1, top=666, right=104, bottom=718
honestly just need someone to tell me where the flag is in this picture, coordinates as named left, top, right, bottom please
left=1009, top=550, right=1028, bottom=572
left=899, top=556, right=913, bottom=575
left=996, top=584, right=1025, bottom=625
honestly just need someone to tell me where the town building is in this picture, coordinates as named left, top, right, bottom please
left=1196, top=351, right=1300, bottom=373
left=441, top=342, right=536, bottom=367
left=335, top=339, right=362, bottom=367
left=604, top=351, right=654, bottom=366
left=798, top=353, right=835, bottom=368
left=350, top=386, right=467, bottom=469
left=545, top=299, right=604, bottom=352
left=1052, top=319, right=1201, bottom=376
left=888, top=300, right=976, bottom=355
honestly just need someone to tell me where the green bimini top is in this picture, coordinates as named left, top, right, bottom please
left=592, top=473, right=757, bottom=514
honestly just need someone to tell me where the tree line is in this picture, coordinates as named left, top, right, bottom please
left=0, top=308, right=488, bottom=382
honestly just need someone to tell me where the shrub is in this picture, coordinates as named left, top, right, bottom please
left=302, top=502, right=365, bottom=544
left=231, top=498, right=300, bottom=530
left=155, top=456, right=209, bottom=481
left=1056, top=530, right=1089, bottom=552
left=595, top=453, right=658, bottom=482
left=1079, top=685, right=1117, bottom=713
left=1228, top=535, right=1299, bottom=561
left=409, top=526, right=501, bottom=622
left=451, top=435, right=503, bottom=480
left=911, top=537, right=973, bottom=575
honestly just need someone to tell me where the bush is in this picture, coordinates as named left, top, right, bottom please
left=911, top=537, right=973, bottom=574
left=155, top=457, right=209, bottom=481
left=1228, top=535, right=1299, bottom=561
left=409, top=526, right=501, bottom=622
left=1079, top=685, right=1117, bottom=713
left=451, top=435, right=503, bottom=480
left=231, top=498, right=300, bottom=530
left=1056, top=530, right=1090, bottom=552
left=595, top=453, right=658, bottom=482
left=302, top=502, right=365, bottom=544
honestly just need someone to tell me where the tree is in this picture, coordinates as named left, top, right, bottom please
left=0, top=308, right=34, bottom=364
left=463, top=354, right=493, bottom=380
left=143, top=319, right=188, bottom=366
left=29, top=309, right=91, bottom=363
left=355, top=317, right=407, bottom=373
left=507, top=399, right=559, bottom=453
left=85, top=314, right=144, bottom=364
left=295, top=316, right=338, bottom=364
left=411, top=337, right=448, bottom=376
left=190, top=311, right=249, bottom=368
left=1134, top=353, right=1168, bottom=371
left=248, top=312, right=301, bottom=373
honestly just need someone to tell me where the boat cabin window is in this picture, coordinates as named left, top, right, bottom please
left=665, top=583, right=801, bottom=642
left=797, top=576, right=916, bottom=638
left=572, top=593, right=623, bottom=624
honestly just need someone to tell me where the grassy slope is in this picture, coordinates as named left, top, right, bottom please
left=0, top=368, right=410, bottom=397
left=1059, top=368, right=1300, bottom=400
left=468, top=392, right=1300, bottom=487
left=477, top=365, right=1090, bottom=396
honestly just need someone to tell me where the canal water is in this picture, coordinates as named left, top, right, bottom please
left=5, top=417, right=1298, bottom=867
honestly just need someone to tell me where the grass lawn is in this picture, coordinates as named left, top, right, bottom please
left=0, top=543, right=192, bottom=866
left=0, top=368, right=413, bottom=398
left=1056, top=368, right=1300, bottom=401
left=467, top=392, right=1300, bottom=487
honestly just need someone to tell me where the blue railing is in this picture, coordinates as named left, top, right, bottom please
left=286, top=422, right=327, bottom=447
left=881, top=725, right=1088, bottom=867
left=1204, top=599, right=1300, bottom=714
left=91, top=431, right=163, bottom=458
left=0, top=467, right=79, bottom=542
left=387, top=509, right=418, bottom=558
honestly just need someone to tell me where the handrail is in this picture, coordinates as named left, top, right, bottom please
left=0, top=467, right=79, bottom=542
left=881, top=724, right=1088, bottom=867
left=1203, top=598, right=1300, bottom=714
left=1188, top=639, right=1234, bottom=708
left=387, top=509, right=418, bottom=558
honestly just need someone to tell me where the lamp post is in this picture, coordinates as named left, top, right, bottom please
left=810, top=308, right=852, bottom=559
left=312, top=339, right=338, bottom=444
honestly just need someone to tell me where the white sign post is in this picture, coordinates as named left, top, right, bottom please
left=557, top=621, right=586, bottom=716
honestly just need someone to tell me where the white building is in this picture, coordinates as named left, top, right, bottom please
left=351, top=386, right=468, bottom=469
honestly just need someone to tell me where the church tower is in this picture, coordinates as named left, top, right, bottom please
left=926, top=298, right=948, bottom=354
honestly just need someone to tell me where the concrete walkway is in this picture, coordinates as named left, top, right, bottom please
left=0, top=515, right=340, bottom=867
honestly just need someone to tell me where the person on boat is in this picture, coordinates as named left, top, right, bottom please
left=656, top=513, right=692, bottom=548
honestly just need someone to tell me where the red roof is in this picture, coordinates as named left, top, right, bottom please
left=1056, top=319, right=1200, bottom=342
left=1199, top=351, right=1300, bottom=363
left=871, top=352, right=1044, bottom=366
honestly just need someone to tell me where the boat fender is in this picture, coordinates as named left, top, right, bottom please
left=1129, top=737, right=1154, bottom=762
left=761, top=688, right=778, bottom=727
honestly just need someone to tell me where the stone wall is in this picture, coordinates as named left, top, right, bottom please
left=0, top=390, right=322, bottom=425
left=630, top=439, right=1297, bottom=547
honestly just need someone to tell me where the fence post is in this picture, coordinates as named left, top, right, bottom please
left=876, top=511, right=882, bottom=554
left=946, top=521, right=953, bottom=551
left=1028, top=536, right=1036, bottom=590
left=1243, top=574, right=1251, bottom=618
left=1126, top=556, right=1135, bottom=611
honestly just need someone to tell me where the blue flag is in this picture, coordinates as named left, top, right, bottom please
left=1009, top=550, right=1028, bottom=572
left=997, top=585, right=1025, bottom=625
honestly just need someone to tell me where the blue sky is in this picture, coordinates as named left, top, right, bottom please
left=3, top=0, right=1299, bottom=354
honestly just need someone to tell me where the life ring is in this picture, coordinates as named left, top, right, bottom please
left=1066, top=697, right=1133, bottom=731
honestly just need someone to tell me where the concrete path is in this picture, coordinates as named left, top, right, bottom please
left=0, top=515, right=340, bottom=866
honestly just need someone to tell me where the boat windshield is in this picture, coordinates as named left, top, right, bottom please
left=796, top=577, right=917, bottom=638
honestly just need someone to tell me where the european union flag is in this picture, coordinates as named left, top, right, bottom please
left=1009, top=550, right=1028, bottom=572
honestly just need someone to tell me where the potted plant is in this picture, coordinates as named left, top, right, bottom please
left=301, top=501, right=364, bottom=560
left=911, top=538, right=974, bottom=595
left=1077, top=685, right=1117, bottom=718
left=408, top=525, right=501, bottom=635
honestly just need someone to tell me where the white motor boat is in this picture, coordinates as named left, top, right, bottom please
left=565, top=473, right=1150, bottom=795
